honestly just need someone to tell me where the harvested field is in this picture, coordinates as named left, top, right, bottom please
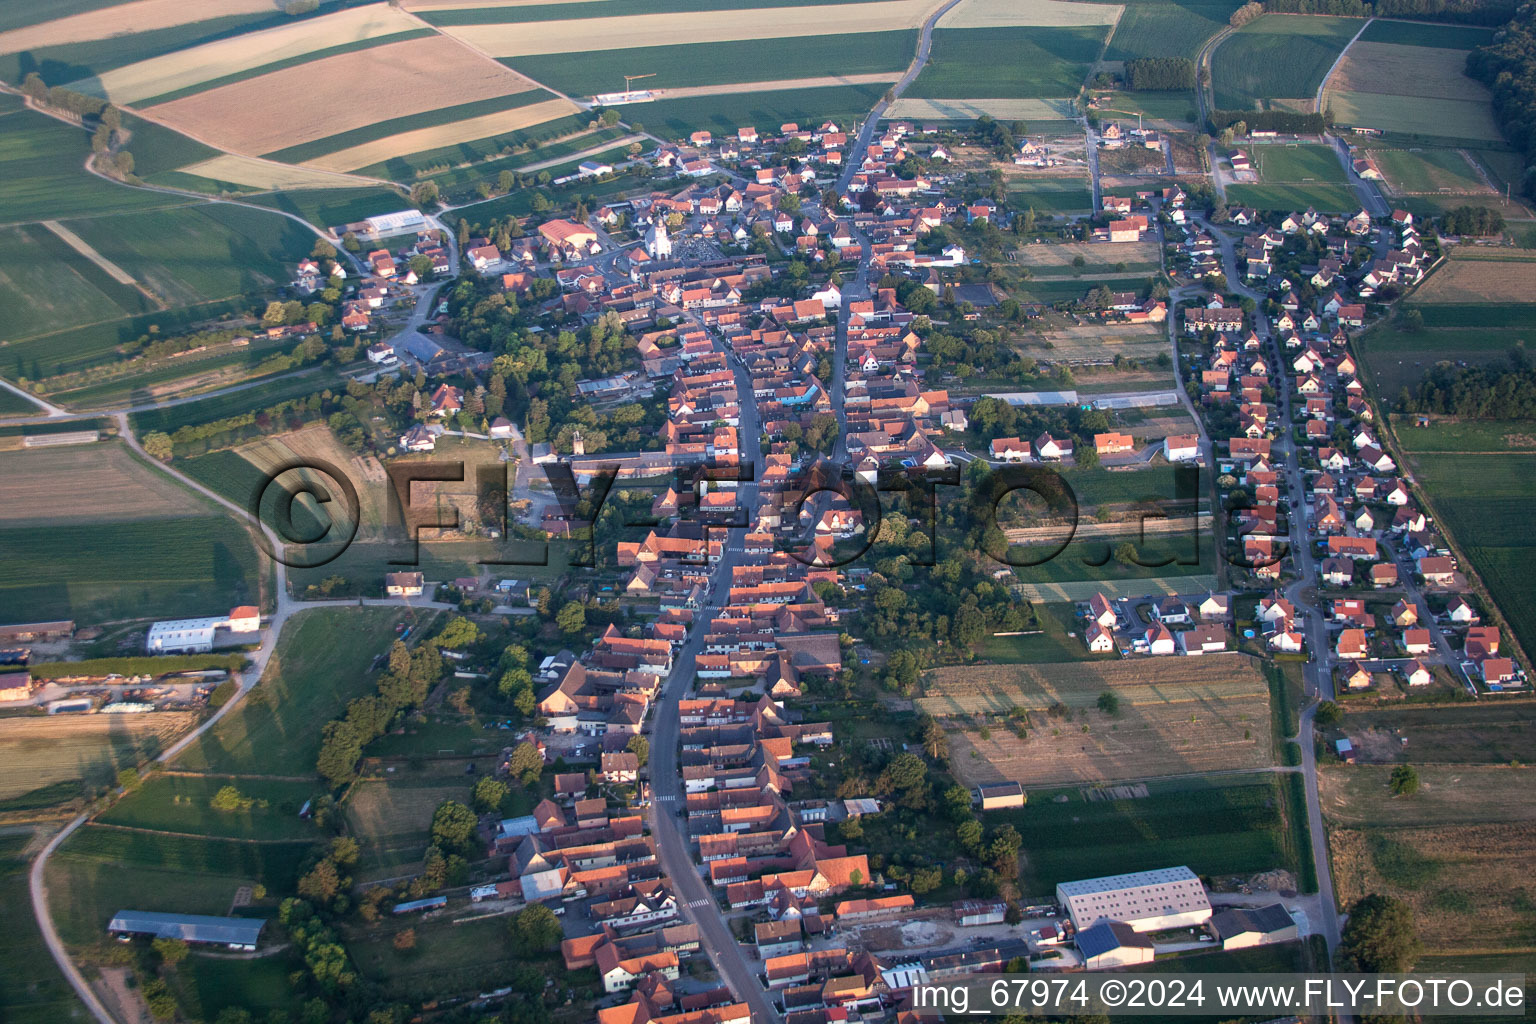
left=441, top=0, right=935, bottom=56
left=1328, top=42, right=1488, bottom=101
left=919, top=655, right=1269, bottom=714
left=0, top=441, right=205, bottom=526
left=1335, top=703, right=1536, bottom=766
left=1322, top=41, right=1502, bottom=141
left=236, top=423, right=389, bottom=535
left=1412, top=258, right=1536, bottom=304
left=306, top=96, right=580, bottom=172
left=926, top=658, right=1272, bottom=786
left=1012, top=574, right=1217, bottom=601
left=0, top=713, right=197, bottom=800
left=1014, top=239, right=1160, bottom=269
left=144, top=35, right=538, bottom=157
left=406, top=0, right=614, bottom=6
left=1320, top=764, right=1536, bottom=829
left=175, top=154, right=382, bottom=190
left=1331, top=824, right=1536, bottom=952
left=80, top=4, right=424, bottom=104
left=884, top=97, right=1078, bottom=120
left=937, top=0, right=1122, bottom=28
left=658, top=73, right=900, bottom=100
left=0, top=0, right=277, bottom=55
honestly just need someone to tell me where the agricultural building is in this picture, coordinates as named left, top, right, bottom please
left=1057, top=865, right=1211, bottom=932
left=1077, top=920, right=1154, bottom=968
left=974, top=782, right=1026, bottom=810
left=109, top=911, right=264, bottom=951
left=1210, top=904, right=1297, bottom=949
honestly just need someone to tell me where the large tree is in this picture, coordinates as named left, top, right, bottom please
left=1340, top=893, right=1422, bottom=974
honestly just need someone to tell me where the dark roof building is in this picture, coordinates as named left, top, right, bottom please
left=1076, top=920, right=1154, bottom=968
left=1210, top=903, right=1298, bottom=949
left=108, top=911, right=265, bottom=949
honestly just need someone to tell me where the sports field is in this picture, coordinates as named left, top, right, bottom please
left=0, top=714, right=197, bottom=801
left=1228, top=143, right=1358, bottom=209
left=1322, top=41, right=1503, bottom=142
left=1369, top=147, right=1491, bottom=195
left=907, top=26, right=1108, bottom=98
left=1212, top=14, right=1363, bottom=110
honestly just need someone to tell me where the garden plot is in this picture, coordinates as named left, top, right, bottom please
left=76, top=4, right=422, bottom=105
left=143, top=35, right=540, bottom=158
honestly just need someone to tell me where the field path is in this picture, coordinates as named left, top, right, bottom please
left=40, top=221, right=136, bottom=285
left=657, top=73, right=901, bottom=100
left=1316, top=16, right=1373, bottom=112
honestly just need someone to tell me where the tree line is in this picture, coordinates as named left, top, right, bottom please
left=1468, top=3, right=1536, bottom=197
left=1233, top=0, right=1512, bottom=24
left=1125, top=57, right=1196, bottom=91
left=1210, top=108, right=1329, bottom=133
left=1399, top=353, right=1536, bottom=418
left=1438, top=204, right=1506, bottom=235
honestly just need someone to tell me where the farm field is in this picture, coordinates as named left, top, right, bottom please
left=0, top=714, right=197, bottom=802
left=1225, top=182, right=1357, bottom=213
left=1212, top=14, right=1363, bottom=110
left=174, top=606, right=418, bottom=777
left=925, top=656, right=1271, bottom=785
left=630, top=84, right=888, bottom=140
left=0, top=110, right=193, bottom=224
left=420, top=126, right=628, bottom=197
left=158, top=153, right=383, bottom=192
left=1323, top=40, right=1503, bottom=143
left=4, top=297, right=255, bottom=381
left=0, top=0, right=293, bottom=56
left=1410, top=257, right=1536, bottom=304
left=906, top=26, right=1108, bottom=99
left=304, top=96, right=582, bottom=173
left=63, top=203, right=313, bottom=307
left=971, top=603, right=1114, bottom=664
left=73, top=4, right=424, bottom=105
left=0, top=834, right=87, bottom=1024
left=1331, top=822, right=1536, bottom=952
left=1008, top=529, right=1210, bottom=585
left=935, top=0, right=1124, bottom=29
left=435, top=0, right=938, bottom=56
left=885, top=97, right=1079, bottom=121
left=348, top=912, right=540, bottom=1001
left=0, top=10, right=305, bottom=88
left=1357, top=18, right=1494, bottom=49
left=145, top=35, right=542, bottom=159
left=0, top=514, right=261, bottom=624
left=166, top=955, right=308, bottom=1024
left=1013, top=238, right=1161, bottom=272
left=1333, top=704, right=1536, bottom=766
left=1104, top=0, right=1240, bottom=61
left=1395, top=450, right=1536, bottom=665
left=1359, top=322, right=1531, bottom=393
left=350, top=110, right=591, bottom=179
left=1007, top=776, right=1304, bottom=892
left=97, top=773, right=322, bottom=840
left=46, top=824, right=309, bottom=948
left=0, top=442, right=205, bottom=526
left=0, top=224, right=147, bottom=346
left=240, top=186, right=412, bottom=231
left=1095, top=91, right=1197, bottom=123
left=1320, top=764, right=1536, bottom=829
left=504, top=31, right=916, bottom=98
left=1018, top=320, right=1170, bottom=361
left=131, top=28, right=437, bottom=107
left=1384, top=419, right=1536, bottom=454
left=128, top=372, right=337, bottom=435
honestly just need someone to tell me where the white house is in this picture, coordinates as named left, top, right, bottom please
left=1164, top=434, right=1201, bottom=462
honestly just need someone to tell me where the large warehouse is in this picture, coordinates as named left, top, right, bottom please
left=1057, top=865, right=1212, bottom=933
